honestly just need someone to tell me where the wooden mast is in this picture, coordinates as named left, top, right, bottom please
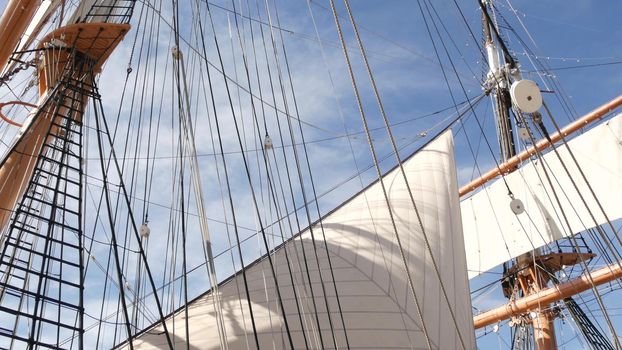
left=480, top=1, right=557, bottom=348
left=0, top=1, right=130, bottom=232
left=469, top=3, right=622, bottom=344
left=474, top=261, right=622, bottom=330
left=0, top=0, right=40, bottom=74
left=461, top=88, right=622, bottom=350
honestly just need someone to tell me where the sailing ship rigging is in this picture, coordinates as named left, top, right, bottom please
left=0, top=0, right=620, bottom=349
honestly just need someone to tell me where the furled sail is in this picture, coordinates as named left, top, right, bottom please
left=122, top=131, right=475, bottom=349
left=68, top=0, right=127, bottom=23
left=462, top=113, right=622, bottom=278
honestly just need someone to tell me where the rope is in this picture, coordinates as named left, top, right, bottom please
left=327, top=0, right=435, bottom=347
left=343, top=0, right=469, bottom=347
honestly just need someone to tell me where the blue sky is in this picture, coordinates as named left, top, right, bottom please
left=108, top=0, right=622, bottom=347
left=1, top=0, right=621, bottom=348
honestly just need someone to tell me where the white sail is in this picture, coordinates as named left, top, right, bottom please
left=124, top=131, right=475, bottom=349
left=462, top=113, right=622, bottom=278
left=68, top=0, right=123, bottom=23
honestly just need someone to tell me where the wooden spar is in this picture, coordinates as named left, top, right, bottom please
left=459, top=94, right=622, bottom=197
left=473, top=261, right=622, bottom=329
left=4, top=1, right=62, bottom=75
left=0, top=0, right=40, bottom=74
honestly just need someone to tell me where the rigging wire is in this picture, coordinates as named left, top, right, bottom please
left=92, top=84, right=175, bottom=348
left=224, top=0, right=308, bottom=346
left=93, top=94, right=144, bottom=350
left=171, top=1, right=193, bottom=346
left=305, top=0, right=420, bottom=345
left=8, top=1, right=622, bottom=348
left=490, top=4, right=578, bottom=122
left=327, top=0, right=438, bottom=348
left=524, top=60, right=622, bottom=72
left=136, top=0, right=340, bottom=137
left=309, top=0, right=480, bottom=85
left=344, top=0, right=469, bottom=347
left=196, top=1, right=282, bottom=346
left=252, top=0, right=336, bottom=347
left=269, top=0, right=354, bottom=347
left=244, top=0, right=315, bottom=345
left=510, top=108, right=622, bottom=348
left=92, top=95, right=480, bottom=344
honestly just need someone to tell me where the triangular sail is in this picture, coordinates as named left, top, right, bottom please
left=462, top=113, right=622, bottom=278
left=123, top=131, right=475, bottom=349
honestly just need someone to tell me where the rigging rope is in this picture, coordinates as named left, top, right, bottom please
left=344, top=0, right=469, bottom=347
left=511, top=107, right=622, bottom=349
left=327, top=0, right=436, bottom=348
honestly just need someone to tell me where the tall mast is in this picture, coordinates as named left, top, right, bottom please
left=480, top=1, right=558, bottom=349
left=477, top=2, right=622, bottom=349
left=0, top=0, right=40, bottom=75
left=0, top=2, right=178, bottom=348
left=481, top=1, right=516, bottom=163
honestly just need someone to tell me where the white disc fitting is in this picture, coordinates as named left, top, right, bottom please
left=140, top=223, right=151, bottom=237
left=510, top=198, right=525, bottom=215
left=518, top=127, right=530, bottom=141
left=264, top=135, right=273, bottom=150
left=510, top=79, right=542, bottom=113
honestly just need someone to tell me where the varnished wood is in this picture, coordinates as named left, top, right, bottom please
left=0, top=0, right=40, bottom=74
left=474, top=260, right=622, bottom=330
left=0, top=21, right=130, bottom=232
left=460, top=95, right=622, bottom=197
left=37, top=22, right=130, bottom=94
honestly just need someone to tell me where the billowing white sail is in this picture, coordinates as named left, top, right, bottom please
left=462, top=113, right=622, bottom=278
left=124, top=131, right=475, bottom=349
